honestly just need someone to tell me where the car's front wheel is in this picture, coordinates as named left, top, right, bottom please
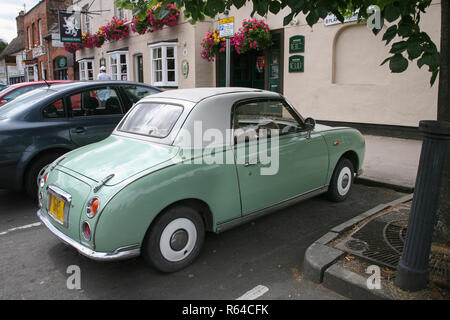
left=142, top=205, right=205, bottom=272
left=327, top=158, right=354, bottom=202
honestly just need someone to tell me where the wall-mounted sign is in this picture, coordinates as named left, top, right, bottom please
left=289, top=35, right=304, bottom=53
left=59, top=10, right=81, bottom=42
left=182, top=60, right=189, bottom=79
left=219, top=17, right=234, bottom=38
left=324, top=10, right=359, bottom=26
left=99, top=58, right=106, bottom=67
left=289, top=55, right=304, bottom=73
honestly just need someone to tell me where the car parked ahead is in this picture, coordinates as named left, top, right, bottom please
left=37, top=87, right=365, bottom=272
left=0, top=81, right=161, bottom=198
left=0, top=80, right=72, bottom=105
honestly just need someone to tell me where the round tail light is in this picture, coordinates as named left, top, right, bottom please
left=86, top=198, right=100, bottom=218
left=81, top=222, right=91, bottom=241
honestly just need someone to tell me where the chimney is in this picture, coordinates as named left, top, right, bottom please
left=16, top=11, right=25, bottom=36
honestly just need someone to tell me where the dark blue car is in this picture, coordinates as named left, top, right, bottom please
left=0, top=81, right=161, bottom=198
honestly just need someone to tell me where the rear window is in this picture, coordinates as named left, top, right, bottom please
left=0, top=88, right=56, bottom=118
left=118, top=102, right=183, bottom=138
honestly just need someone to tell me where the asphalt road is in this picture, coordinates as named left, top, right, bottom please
left=0, top=184, right=405, bottom=300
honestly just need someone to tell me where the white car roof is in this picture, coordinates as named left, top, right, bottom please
left=140, top=87, right=279, bottom=103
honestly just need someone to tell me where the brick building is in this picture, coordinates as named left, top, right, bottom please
left=23, top=0, right=77, bottom=81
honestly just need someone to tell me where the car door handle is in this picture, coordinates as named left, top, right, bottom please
left=73, top=127, right=86, bottom=134
left=244, top=161, right=260, bottom=167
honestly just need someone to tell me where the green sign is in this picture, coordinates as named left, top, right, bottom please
left=289, top=55, right=304, bottom=72
left=60, top=57, right=67, bottom=68
left=100, top=58, right=106, bottom=67
left=289, top=35, right=305, bottom=53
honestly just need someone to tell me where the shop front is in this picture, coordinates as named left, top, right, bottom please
left=216, top=30, right=283, bottom=94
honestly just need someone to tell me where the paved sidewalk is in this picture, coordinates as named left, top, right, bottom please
left=360, top=135, right=422, bottom=189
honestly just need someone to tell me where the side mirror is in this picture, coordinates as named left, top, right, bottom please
left=304, top=117, right=316, bottom=130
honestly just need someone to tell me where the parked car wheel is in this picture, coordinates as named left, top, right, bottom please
left=142, top=205, right=205, bottom=272
left=25, top=151, right=64, bottom=199
left=327, top=158, right=354, bottom=202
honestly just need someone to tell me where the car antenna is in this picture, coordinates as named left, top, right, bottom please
left=43, top=79, right=51, bottom=88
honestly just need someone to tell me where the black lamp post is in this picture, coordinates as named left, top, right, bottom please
left=396, top=120, right=450, bottom=291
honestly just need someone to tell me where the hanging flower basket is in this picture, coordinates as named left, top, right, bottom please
left=103, top=17, right=130, bottom=42
left=233, top=19, right=271, bottom=55
left=200, top=30, right=226, bottom=61
left=200, top=19, right=271, bottom=61
left=63, top=42, right=81, bottom=54
left=131, top=3, right=180, bottom=35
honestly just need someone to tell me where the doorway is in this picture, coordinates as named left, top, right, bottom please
left=216, top=29, right=283, bottom=93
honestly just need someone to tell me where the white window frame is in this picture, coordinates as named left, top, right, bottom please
left=83, top=5, right=91, bottom=34
left=38, top=20, right=43, bottom=46
left=27, top=27, right=31, bottom=49
left=79, top=59, right=94, bottom=80
left=149, top=42, right=178, bottom=87
left=108, top=51, right=129, bottom=81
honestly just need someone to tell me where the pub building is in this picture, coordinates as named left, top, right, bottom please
left=73, top=0, right=441, bottom=132
left=22, top=0, right=76, bottom=81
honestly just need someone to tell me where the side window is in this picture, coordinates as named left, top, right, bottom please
left=69, top=87, right=124, bottom=117
left=42, top=99, right=65, bottom=119
left=233, top=100, right=305, bottom=141
left=122, top=85, right=159, bottom=111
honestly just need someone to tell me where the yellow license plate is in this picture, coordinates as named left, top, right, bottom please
left=49, top=194, right=65, bottom=223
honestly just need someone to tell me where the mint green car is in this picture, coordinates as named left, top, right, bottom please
left=38, top=88, right=365, bottom=272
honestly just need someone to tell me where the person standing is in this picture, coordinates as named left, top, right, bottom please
left=97, top=66, right=111, bottom=80
left=97, top=66, right=111, bottom=105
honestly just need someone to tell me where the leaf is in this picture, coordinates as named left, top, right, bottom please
left=406, top=41, right=422, bottom=60
left=382, top=25, right=397, bottom=45
left=380, top=56, right=391, bottom=66
left=430, top=69, right=439, bottom=86
left=232, top=0, right=246, bottom=9
left=283, top=12, right=294, bottom=26
left=269, top=1, right=281, bottom=14
left=384, top=3, right=401, bottom=22
left=305, top=11, right=318, bottom=26
left=390, top=41, right=408, bottom=54
left=389, top=53, right=408, bottom=73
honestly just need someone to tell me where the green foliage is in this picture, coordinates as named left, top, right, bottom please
left=0, top=39, right=7, bottom=54
left=116, top=0, right=440, bottom=85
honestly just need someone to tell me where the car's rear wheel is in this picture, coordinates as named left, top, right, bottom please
left=327, top=158, right=354, bottom=202
left=142, top=205, right=205, bottom=272
left=24, top=152, right=64, bottom=199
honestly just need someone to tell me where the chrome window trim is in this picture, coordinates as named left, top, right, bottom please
left=46, top=185, right=72, bottom=228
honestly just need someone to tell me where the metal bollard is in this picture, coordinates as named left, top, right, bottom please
left=396, top=120, right=450, bottom=291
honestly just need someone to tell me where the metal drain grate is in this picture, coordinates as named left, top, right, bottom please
left=335, top=204, right=450, bottom=286
left=336, top=206, right=410, bottom=269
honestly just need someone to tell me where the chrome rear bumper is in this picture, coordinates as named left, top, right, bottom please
left=37, top=209, right=140, bottom=261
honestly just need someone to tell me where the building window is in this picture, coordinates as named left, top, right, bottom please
left=149, top=43, right=177, bottom=87
left=114, top=3, right=125, bottom=20
left=83, top=5, right=91, bottom=34
left=108, top=52, right=129, bottom=80
left=27, top=27, right=31, bottom=49
left=38, top=20, right=43, bottom=46
left=79, top=60, right=94, bottom=80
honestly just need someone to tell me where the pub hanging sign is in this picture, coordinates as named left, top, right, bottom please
left=59, top=10, right=82, bottom=43
left=289, top=55, right=304, bottom=72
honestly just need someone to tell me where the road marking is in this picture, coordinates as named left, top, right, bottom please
left=236, top=285, right=269, bottom=300
left=0, top=222, right=42, bottom=236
